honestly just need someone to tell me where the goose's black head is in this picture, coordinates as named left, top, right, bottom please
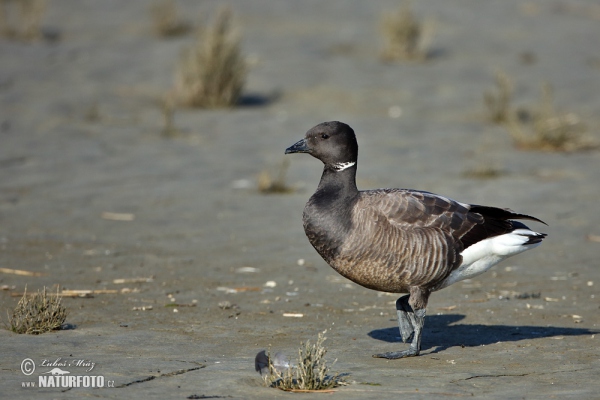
left=285, top=121, right=358, bottom=171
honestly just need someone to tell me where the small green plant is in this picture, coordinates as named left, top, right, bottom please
left=262, top=331, right=345, bottom=392
left=380, top=0, right=433, bottom=62
left=174, top=7, right=246, bottom=108
left=150, top=0, right=191, bottom=38
left=484, top=71, right=514, bottom=124
left=7, top=287, right=67, bottom=334
left=508, top=84, right=596, bottom=152
left=0, top=0, right=45, bottom=41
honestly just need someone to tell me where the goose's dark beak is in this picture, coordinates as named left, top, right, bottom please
left=285, top=138, right=309, bottom=154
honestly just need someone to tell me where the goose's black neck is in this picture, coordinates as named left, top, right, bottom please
left=304, top=162, right=358, bottom=262
left=314, top=163, right=359, bottom=204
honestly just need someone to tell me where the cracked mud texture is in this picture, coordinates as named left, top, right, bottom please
left=1, top=1, right=599, bottom=399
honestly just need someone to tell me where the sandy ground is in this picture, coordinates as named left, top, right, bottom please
left=1, top=0, right=599, bottom=398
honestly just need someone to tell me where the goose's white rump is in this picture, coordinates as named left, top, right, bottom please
left=436, top=229, right=545, bottom=290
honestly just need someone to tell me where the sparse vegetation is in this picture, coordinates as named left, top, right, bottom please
left=174, top=7, right=246, bottom=108
left=507, top=84, right=596, bottom=152
left=7, top=287, right=67, bottom=334
left=483, top=73, right=597, bottom=152
left=262, top=331, right=345, bottom=392
left=463, top=164, right=505, bottom=180
left=159, top=96, right=179, bottom=137
left=257, top=159, right=294, bottom=194
left=463, top=134, right=506, bottom=180
left=380, top=0, right=433, bottom=62
left=84, top=102, right=101, bottom=122
left=150, top=0, right=191, bottom=38
left=0, top=0, right=45, bottom=41
left=484, top=71, right=514, bottom=124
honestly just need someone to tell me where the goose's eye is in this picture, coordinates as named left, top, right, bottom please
left=321, top=134, right=329, bottom=139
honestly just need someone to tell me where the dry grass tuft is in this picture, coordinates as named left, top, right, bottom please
left=263, top=331, right=345, bottom=392
left=483, top=73, right=597, bottom=152
left=463, top=135, right=506, bottom=180
left=508, top=84, right=597, bottom=152
left=484, top=71, right=514, bottom=124
left=380, top=0, right=434, bottom=62
left=7, top=287, right=67, bottom=334
left=174, top=7, right=246, bottom=108
left=150, top=0, right=191, bottom=38
left=463, top=164, right=505, bottom=180
left=159, top=96, right=179, bottom=137
left=257, top=159, right=294, bottom=194
left=0, top=0, right=45, bottom=41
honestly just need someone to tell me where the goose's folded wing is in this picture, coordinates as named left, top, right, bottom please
left=361, top=189, right=545, bottom=251
left=361, top=189, right=480, bottom=238
left=354, top=189, right=473, bottom=285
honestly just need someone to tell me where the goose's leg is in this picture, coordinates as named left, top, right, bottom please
left=373, top=288, right=429, bottom=359
left=396, top=295, right=414, bottom=343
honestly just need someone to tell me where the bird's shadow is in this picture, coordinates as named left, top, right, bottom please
left=368, top=314, right=597, bottom=354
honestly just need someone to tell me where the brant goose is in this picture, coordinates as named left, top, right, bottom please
left=285, top=121, right=547, bottom=359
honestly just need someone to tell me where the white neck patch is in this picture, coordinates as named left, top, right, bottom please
left=332, top=161, right=356, bottom=171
